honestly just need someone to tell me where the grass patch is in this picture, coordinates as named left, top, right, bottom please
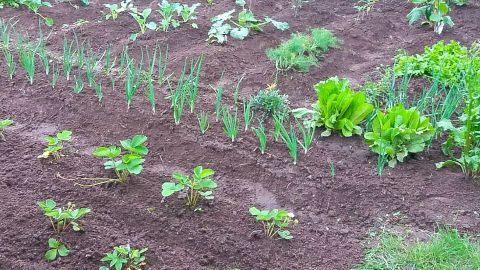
left=356, top=228, right=480, bottom=270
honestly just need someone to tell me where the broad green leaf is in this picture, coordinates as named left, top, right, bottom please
left=57, top=130, right=72, bottom=141
left=161, top=182, right=183, bottom=197
left=57, top=245, right=70, bottom=257
left=230, top=27, right=249, bottom=40
left=277, top=230, right=293, bottom=240
left=45, top=249, right=58, bottom=261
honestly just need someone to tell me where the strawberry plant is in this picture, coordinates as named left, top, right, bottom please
left=92, top=134, right=148, bottom=185
left=0, top=119, right=13, bottom=141
left=249, top=207, right=298, bottom=240
left=100, top=245, right=148, bottom=270
left=45, top=238, right=69, bottom=262
left=162, top=166, right=217, bottom=209
left=293, top=77, right=373, bottom=137
left=207, top=5, right=289, bottom=44
left=37, top=130, right=72, bottom=160
left=38, top=198, right=91, bottom=234
left=364, top=104, right=435, bottom=168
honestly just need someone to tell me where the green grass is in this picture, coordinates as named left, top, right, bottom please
left=356, top=228, right=480, bottom=270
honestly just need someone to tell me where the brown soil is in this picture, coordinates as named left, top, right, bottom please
left=1, top=0, right=480, bottom=269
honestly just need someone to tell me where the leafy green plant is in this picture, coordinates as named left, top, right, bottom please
left=99, top=245, right=147, bottom=270
left=38, top=130, right=72, bottom=160
left=207, top=6, right=289, bottom=44
left=280, top=124, right=298, bottom=164
left=266, top=28, right=340, bottom=72
left=406, top=0, right=464, bottom=34
left=161, top=166, right=217, bottom=208
left=197, top=111, right=209, bottom=134
left=249, top=207, right=298, bottom=240
left=45, top=238, right=69, bottom=262
left=394, top=40, right=480, bottom=87
left=364, top=104, right=435, bottom=167
left=129, top=7, right=157, bottom=34
left=38, top=198, right=91, bottom=233
left=104, top=0, right=134, bottom=20
left=222, top=106, right=239, bottom=142
left=252, top=124, right=267, bottom=154
left=157, top=0, right=200, bottom=31
left=293, top=77, right=373, bottom=137
left=92, top=134, right=148, bottom=184
left=0, top=119, right=14, bottom=141
left=250, top=88, right=289, bottom=120
left=436, top=67, right=480, bottom=179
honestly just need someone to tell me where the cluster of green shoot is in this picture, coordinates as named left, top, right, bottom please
left=104, top=0, right=200, bottom=40
left=93, top=134, right=149, bottom=185
left=249, top=207, right=298, bottom=240
left=100, top=245, right=148, bottom=270
left=162, top=166, right=217, bottom=209
left=38, top=130, right=72, bottom=161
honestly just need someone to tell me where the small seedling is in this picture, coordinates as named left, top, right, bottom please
left=249, top=207, right=298, bottom=240
left=104, top=0, right=134, bottom=20
left=280, top=124, right=298, bottom=165
left=222, top=106, right=239, bottom=142
left=63, top=37, right=74, bottom=80
left=17, top=37, right=38, bottom=84
left=243, top=99, right=253, bottom=131
left=73, top=75, right=84, bottom=94
left=2, top=48, right=15, bottom=79
left=197, top=111, right=209, bottom=134
left=129, top=7, right=157, bottom=34
left=38, top=198, right=91, bottom=234
left=252, top=124, right=267, bottom=154
left=45, top=238, right=69, bottom=262
left=99, top=244, right=147, bottom=270
left=213, top=72, right=225, bottom=122
left=0, top=119, right=14, bottom=141
left=162, top=166, right=217, bottom=209
left=298, top=122, right=315, bottom=154
left=329, top=161, right=335, bottom=177
left=38, top=130, right=72, bottom=160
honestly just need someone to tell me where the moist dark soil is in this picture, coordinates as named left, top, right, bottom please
left=1, top=0, right=480, bottom=269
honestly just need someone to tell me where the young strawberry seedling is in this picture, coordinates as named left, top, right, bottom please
left=45, top=238, right=69, bottom=262
left=38, top=198, right=91, bottom=234
left=162, top=166, right=217, bottom=209
left=38, top=130, right=72, bottom=160
left=99, top=244, right=148, bottom=270
left=87, top=135, right=148, bottom=186
left=249, top=207, right=298, bottom=240
left=0, top=119, right=14, bottom=141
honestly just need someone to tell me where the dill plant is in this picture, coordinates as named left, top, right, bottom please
left=266, top=28, right=340, bottom=72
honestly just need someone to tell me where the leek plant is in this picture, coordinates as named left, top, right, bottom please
left=17, top=34, right=38, bottom=84
left=243, top=98, right=253, bottom=131
left=73, top=75, right=84, bottom=94
left=63, top=37, right=74, bottom=80
left=213, top=71, right=225, bottom=122
left=2, top=48, right=15, bottom=79
left=252, top=124, right=267, bottom=154
left=146, top=46, right=157, bottom=113
left=280, top=124, right=298, bottom=165
left=51, top=62, right=59, bottom=89
left=297, top=122, right=315, bottom=154
left=125, top=52, right=145, bottom=110
left=198, top=111, right=209, bottom=134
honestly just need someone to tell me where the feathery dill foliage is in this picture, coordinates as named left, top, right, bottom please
left=266, top=28, right=340, bottom=72
left=250, top=89, right=290, bottom=120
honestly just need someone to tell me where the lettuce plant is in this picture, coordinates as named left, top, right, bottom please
left=99, top=245, right=147, bottom=270
left=364, top=104, right=435, bottom=167
left=293, top=77, right=373, bottom=137
left=0, top=119, right=13, bottom=141
left=38, top=198, right=91, bottom=234
left=93, top=135, right=148, bottom=184
left=38, top=130, right=72, bottom=160
left=395, top=40, right=480, bottom=87
left=162, top=166, right=217, bottom=209
left=249, top=207, right=298, bottom=240
left=45, top=238, right=69, bottom=262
